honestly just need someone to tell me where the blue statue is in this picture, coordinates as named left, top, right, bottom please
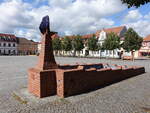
left=39, top=15, right=50, bottom=34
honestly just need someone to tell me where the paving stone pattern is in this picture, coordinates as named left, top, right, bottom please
left=0, top=56, right=150, bottom=113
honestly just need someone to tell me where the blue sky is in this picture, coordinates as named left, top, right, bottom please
left=0, top=0, right=150, bottom=41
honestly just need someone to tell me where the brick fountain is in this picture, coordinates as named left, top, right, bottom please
left=28, top=16, right=145, bottom=98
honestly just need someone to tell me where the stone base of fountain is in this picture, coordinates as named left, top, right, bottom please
left=28, top=63, right=145, bottom=98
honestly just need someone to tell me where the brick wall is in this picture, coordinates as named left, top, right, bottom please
left=28, top=68, right=57, bottom=97
left=28, top=64, right=145, bottom=98
left=56, top=66, right=145, bottom=98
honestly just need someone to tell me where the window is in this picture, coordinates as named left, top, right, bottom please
left=8, top=50, right=11, bottom=54
left=3, top=43, right=6, bottom=47
left=101, top=35, right=104, bottom=40
left=0, top=43, right=1, bottom=47
left=13, top=50, right=16, bottom=54
left=8, top=43, right=11, bottom=47
left=13, top=44, right=15, bottom=47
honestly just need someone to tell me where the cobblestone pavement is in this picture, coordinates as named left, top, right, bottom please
left=0, top=56, right=150, bottom=113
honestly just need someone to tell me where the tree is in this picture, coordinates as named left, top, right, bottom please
left=102, top=32, right=120, bottom=57
left=97, top=43, right=105, bottom=58
left=61, top=36, right=72, bottom=52
left=122, top=28, right=143, bottom=60
left=88, top=34, right=98, bottom=51
left=52, top=37, right=61, bottom=55
left=121, top=0, right=150, bottom=8
left=72, top=35, right=84, bottom=56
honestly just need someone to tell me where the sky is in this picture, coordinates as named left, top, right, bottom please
left=0, top=0, right=150, bottom=41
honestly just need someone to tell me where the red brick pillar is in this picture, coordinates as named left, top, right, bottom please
left=37, top=32, right=58, bottom=70
left=28, top=30, right=58, bottom=98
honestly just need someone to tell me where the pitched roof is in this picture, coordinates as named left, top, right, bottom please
left=96, top=26, right=126, bottom=37
left=61, top=35, right=76, bottom=40
left=63, top=34, right=94, bottom=40
left=51, top=34, right=60, bottom=39
left=17, top=38, right=38, bottom=44
left=144, top=35, right=150, bottom=41
left=82, top=34, right=95, bottom=39
left=0, top=33, right=17, bottom=42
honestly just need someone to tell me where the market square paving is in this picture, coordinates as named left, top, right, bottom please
left=0, top=56, right=150, bottom=113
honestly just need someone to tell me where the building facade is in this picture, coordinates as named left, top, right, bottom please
left=54, top=26, right=130, bottom=58
left=0, top=33, right=18, bottom=55
left=90, top=26, right=127, bottom=58
left=58, top=26, right=142, bottom=59
left=75, top=26, right=127, bottom=58
left=138, top=35, right=150, bottom=57
left=17, top=38, right=38, bottom=55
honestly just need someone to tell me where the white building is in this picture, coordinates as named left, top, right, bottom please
left=81, top=26, right=127, bottom=58
left=138, top=34, right=150, bottom=57
left=54, top=26, right=140, bottom=59
left=0, top=33, right=18, bottom=55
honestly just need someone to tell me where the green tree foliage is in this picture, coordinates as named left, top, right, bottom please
left=122, top=28, right=143, bottom=52
left=102, top=32, right=120, bottom=56
left=121, top=0, right=150, bottom=8
left=72, top=35, right=84, bottom=55
left=88, top=34, right=98, bottom=51
left=61, top=36, right=72, bottom=51
left=97, top=43, right=105, bottom=58
left=72, top=35, right=84, bottom=51
left=52, top=37, right=62, bottom=51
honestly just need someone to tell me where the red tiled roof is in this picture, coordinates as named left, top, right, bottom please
left=82, top=34, right=95, bottom=39
left=62, top=35, right=76, bottom=39
left=64, top=34, right=94, bottom=40
left=144, top=35, right=150, bottom=41
left=0, top=33, right=16, bottom=38
left=0, top=33, right=17, bottom=42
left=17, top=38, right=38, bottom=45
left=51, top=34, right=60, bottom=39
left=96, top=26, right=126, bottom=37
left=77, top=26, right=126, bottom=39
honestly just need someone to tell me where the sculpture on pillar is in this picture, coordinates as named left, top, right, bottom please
left=39, top=15, right=50, bottom=34
left=28, top=15, right=57, bottom=98
left=37, top=15, right=58, bottom=70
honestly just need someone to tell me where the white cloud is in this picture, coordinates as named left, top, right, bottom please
left=15, top=29, right=41, bottom=41
left=0, top=0, right=127, bottom=41
left=0, top=0, right=33, bottom=32
left=123, top=9, right=150, bottom=38
left=48, top=0, right=72, bottom=8
left=123, top=9, right=142, bottom=22
left=125, top=20, right=150, bottom=37
left=45, top=0, right=125, bottom=35
left=144, top=12, right=150, bottom=19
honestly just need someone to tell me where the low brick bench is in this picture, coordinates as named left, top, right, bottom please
left=55, top=66, right=145, bottom=98
left=28, top=63, right=145, bottom=98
